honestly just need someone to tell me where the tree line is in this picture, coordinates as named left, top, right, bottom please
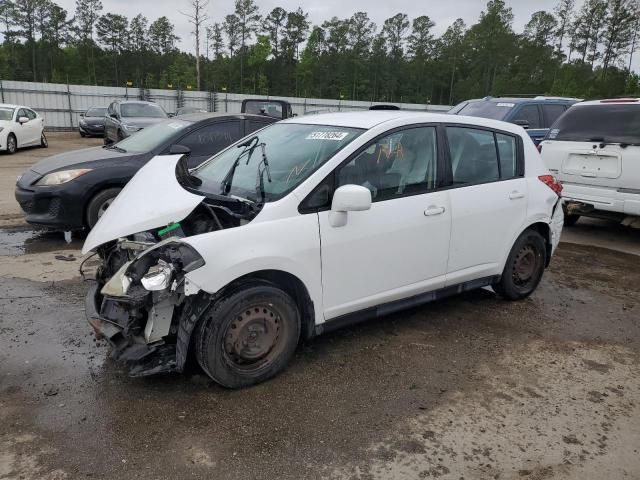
left=0, top=0, right=639, bottom=104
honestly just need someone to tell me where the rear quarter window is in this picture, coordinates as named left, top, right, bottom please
left=549, top=104, right=640, bottom=144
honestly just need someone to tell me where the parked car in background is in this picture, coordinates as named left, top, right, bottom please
left=79, top=106, right=107, bottom=137
left=241, top=99, right=294, bottom=119
left=15, top=113, right=277, bottom=230
left=539, top=98, right=640, bottom=226
left=82, top=111, right=564, bottom=388
left=452, top=96, right=579, bottom=145
left=175, top=106, right=208, bottom=116
left=104, top=100, right=168, bottom=144
left=0, top=104, right=47, bottom=154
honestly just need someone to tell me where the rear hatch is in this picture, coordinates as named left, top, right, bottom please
left=540, top=102, right=640, bottom=190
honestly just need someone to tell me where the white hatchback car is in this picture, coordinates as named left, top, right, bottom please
left=83, top=111, right=564, bottom=388
left=540, top=98, right=640, bottom=226
left=0, top=104, right=47, bottom=154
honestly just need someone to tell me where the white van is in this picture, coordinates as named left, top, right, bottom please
left=540, top=98, right=640, bottom=226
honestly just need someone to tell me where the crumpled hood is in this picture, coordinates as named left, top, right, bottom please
left=82, top=155, right=205, bottom=254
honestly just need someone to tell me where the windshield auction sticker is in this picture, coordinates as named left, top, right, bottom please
left=306, top=131, right=349, bottom=141
left=496, top=103, right=515, bottom=108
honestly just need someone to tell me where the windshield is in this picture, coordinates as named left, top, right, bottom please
left=457, top=101, right=514, bottom=120
left=115, top=119, right=190, bottom=153
left=193, top=123, right=364, bottom=202
left=547, top=104, right=640, bottom=144
left=121, top=103, right=167, bottom=118
left=0, top=107, right=14, bottom=121
left=86, top=107, right=107, bottom=117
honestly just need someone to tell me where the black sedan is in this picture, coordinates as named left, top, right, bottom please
left=15, top=113, right=277, bottom=230
left=79, top=107, right=107, bottom=137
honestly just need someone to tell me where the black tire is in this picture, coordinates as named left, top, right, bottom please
left=117, top=130, right=125, bottom=142
left=103, top=134, right=112, bottom=145
left=6, top=133, right=17, bottom=154
left=493, top=229, right=547, bottom=301
left=195, top=281, right=300, bottom=389
left=564, top=214, right=580, bottom=226
left=86, top=187, right=121, bottom=229
left=40, top=132, right=48, bottom=148
left=80, top=131, right=86, bottom=138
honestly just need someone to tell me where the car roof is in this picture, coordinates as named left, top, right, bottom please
left=283, top=110, right=526, bottom=134
left=116, top=100, right=157, bottom=105
left=572, top=98, right=640, bottom=107
left=0, top=104, right=25, bottom=109
left=465, top=96, right=579, bottom=104
left=178, top=112, right=278, bottom=122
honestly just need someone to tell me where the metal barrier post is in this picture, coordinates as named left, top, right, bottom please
left=0, top=79, right=4, bottom=103
left=66, top=83, right=74, bottom=128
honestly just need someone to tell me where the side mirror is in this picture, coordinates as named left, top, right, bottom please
left=514, top=119, right=530, bottom=129
left=80, top=113, right=84, bottom=118
left=168, top=144, right=191, bottom=155
left=18, top=116, right=29, bottom=124
left=329, top=184, right=372, bottom=227
left=168, top=112, right=176, bottom=117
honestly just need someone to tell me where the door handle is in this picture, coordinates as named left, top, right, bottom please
left=424, top=206, right=445, bottom=216
left=509, top=191, right=525, bottom=200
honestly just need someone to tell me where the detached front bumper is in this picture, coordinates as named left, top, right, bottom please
left=85, top=282, right=179, bottom=376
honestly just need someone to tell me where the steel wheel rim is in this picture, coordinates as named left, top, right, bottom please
left=41, top=134, right=47, bottom=146
left=223, top=304, right=283, bottom=371
left=512, top=244, right=538, bottom=286
left=8, top=136, right=16, bottom=152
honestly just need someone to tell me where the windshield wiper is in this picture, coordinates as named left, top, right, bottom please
left=220, top=136, right=259, bottom=195
left=255, top=142, right=272, bottom=205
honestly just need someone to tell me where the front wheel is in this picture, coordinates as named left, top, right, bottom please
left=86, top=188, right=121, bottom=229
left=6, top=134, right=17, bottom=154
left=195, top=282, right=300, bottom=389
left=493, top=229, right=547, bottom=301
left=40, top=132, right=48, bottom=148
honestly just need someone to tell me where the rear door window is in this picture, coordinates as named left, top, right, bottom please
left=541, top=104, right=567, bottom=127
left=548, top=104, right=640, bottom=144
left=512, top=104, right=541, bottom=129
left=446, top=127, right=499, bottom=185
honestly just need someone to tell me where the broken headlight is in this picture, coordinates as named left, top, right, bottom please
left=101, top=240, right=205, bottom=297
left=141, top=260, right=174, bottom=291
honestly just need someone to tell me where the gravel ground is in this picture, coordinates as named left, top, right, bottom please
left=0, top=133, right=639, bottom=480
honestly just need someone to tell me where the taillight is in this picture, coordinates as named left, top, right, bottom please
left=539, top=174, right=562, bottom=196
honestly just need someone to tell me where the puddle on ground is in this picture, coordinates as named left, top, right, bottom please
left=0, top=228, right=83, bottom=256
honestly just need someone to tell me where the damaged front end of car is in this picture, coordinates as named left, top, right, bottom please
left=83, top=154, right=261, bottom=376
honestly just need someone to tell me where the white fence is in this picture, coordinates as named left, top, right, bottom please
left=0, top=79, right=451, bottom=130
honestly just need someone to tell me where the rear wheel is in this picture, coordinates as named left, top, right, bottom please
left=40, top=132, right=48, bottom=148
left=6, top=133, right=17, bottom=154
left=86, top=188, right=121, bottom=229
left=195, top=281, right=300, bottom=389
left=493, top=229, right=546, bottom=300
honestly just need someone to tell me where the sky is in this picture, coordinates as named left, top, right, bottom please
left=10, top=0, right=640, bottom=71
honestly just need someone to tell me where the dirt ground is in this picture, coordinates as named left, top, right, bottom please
left=1, top=133, right=639, bottom=480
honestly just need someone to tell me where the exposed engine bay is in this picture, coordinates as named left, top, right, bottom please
left=85, top=196, right=257, bottom=376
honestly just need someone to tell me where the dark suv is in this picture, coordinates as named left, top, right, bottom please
left=104, top=100, right=168, bottom=144
left=451, top=96, right=579, bottom=145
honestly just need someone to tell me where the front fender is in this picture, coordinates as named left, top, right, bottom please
left=183, top=212, right=323, bottom=325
